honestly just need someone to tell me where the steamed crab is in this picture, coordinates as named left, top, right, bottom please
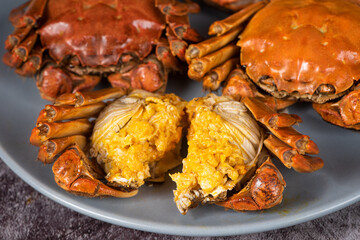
left=29, top=87, right=323, bottom=213
left=30, top=88, right=188, bottom=196
left=186, top=0, right=360, bottom=130
left=3, top=0, right=201, bottom=100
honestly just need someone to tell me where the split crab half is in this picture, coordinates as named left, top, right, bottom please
left=30, top=87, right=188, bottom=197
left=171, top=94, right=323, bottom=214
left=3, top=0, right=201, bottom=100
left=29, top=87, right=323, bottom=213
left=186, top=0, right=360, bottom=130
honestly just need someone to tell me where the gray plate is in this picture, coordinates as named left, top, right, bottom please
left=0, top=0, right=359, bottom=237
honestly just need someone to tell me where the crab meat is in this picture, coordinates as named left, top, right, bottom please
left=30, top=88, right=187, bottom=197
left=90, top=90, right=187, bottom=189
left=171, top=94, right=323, bottom=214
left=29, top=87, right=323, bottom=212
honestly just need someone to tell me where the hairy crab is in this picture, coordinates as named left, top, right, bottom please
left=3, top=0, right=201, bottom=100
left=171, top=94, right=323, bottom=214
left=186, top=0, right=360, bottom=130
left=29, top=87, right=323, bottom=213
left=30, top=88, right=188, bottom=196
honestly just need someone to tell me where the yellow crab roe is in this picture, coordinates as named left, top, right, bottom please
left=94, top=94, right=186, bottom=188
left=171, top=98, right=251, bottom=200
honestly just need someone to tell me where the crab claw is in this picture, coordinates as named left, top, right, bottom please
left=37, top=64, right=73, bottom=101
left=223, top=68, right=296, bottom=111
left=53, top=146, right=138, bottom=198
left=313, top=87, right=360, bottom=130
left=216, top=157, right=285, bottom=211
left=108, top=55, right=167, bottom=94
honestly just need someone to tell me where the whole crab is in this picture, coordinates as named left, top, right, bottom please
left=29, top=87, right=323, bottom=213
left=3, top=0, right=201, bottom=100
left=186, top=0, right=360, bottom=130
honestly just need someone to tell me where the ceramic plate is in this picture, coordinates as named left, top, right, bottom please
left=1, top=1, right=359, bottom=237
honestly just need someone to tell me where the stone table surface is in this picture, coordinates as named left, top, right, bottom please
left=1, top=159, right=359, bottom=240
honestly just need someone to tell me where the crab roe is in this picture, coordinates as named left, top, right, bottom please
left=90, top=91, right=187, bottom=189
left=171, top=94, right=263, bottom=214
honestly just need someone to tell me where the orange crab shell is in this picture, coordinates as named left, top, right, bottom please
left=238, top=0, right=360, bottom=97
left=40, top=0, right=165, bottom=67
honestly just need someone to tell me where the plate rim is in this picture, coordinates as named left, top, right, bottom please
left=1, top=144, right=360, bottom=236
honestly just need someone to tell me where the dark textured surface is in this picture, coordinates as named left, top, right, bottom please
left=1, top=159, right=359, bottom=239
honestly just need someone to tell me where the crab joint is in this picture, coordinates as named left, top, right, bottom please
left=188, top=45, right=239, bottom=79
left=35, top=119, right=93, bottom=142
left=209, top=0, right=269, bottom=36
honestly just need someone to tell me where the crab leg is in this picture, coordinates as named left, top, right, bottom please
left=72, top=75, right=101, bottom=94
left=156, top=0, right=200, bottom=16
left=2, top=52, right=23, bottom=68
left=186, top=26, right=243, bottom=62
left=54, top=87, right=127, bottom=107
left=241, top=97, right=319, bottom=155
left=12, top=32, right=37, bottom=62
left=264, top=135, right=324, bottom=173
left=53, top=146, right=138, bottom=198
left=14, top=46, right=43, bottom=76
left=242, top=97, right=301, bottom=128
left=37, top=135, right=87, bottom=164
left=37, top=103, right=106, bottom=123
left=188, top=45, right=239, bottom=79
left=216, top=157, right=285, bottom=211
left=259, top=96, right=297, bottom=112
left=270, top=127, right=319, bottom=155
left=166, top=27, right=188, bottom=61
left=9, top=1, right=30, bottom=26
left=203, top=58, right=238, bottom=91
left=30, top=119, right=93, bottom=144
left=156, top=41, right=184, bottom=72
left=209, top=0, right=269, bottom=36
left=5, top=25, right=33, bottom=51
left=166, top=14, right=202, bottom=42
left=14, top=0, right=48, bottom=28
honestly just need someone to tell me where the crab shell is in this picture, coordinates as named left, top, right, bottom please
left=29, top=88, right=187, bottom=197
left=186, top=0, right=360, bottom=129
left=3, top=0, right=201, bottom=100
left=171, top=94, right=323, bottom=214
left=238, top=0, right=360, bottom=103
left=29, top=87, right=323, bottom=214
